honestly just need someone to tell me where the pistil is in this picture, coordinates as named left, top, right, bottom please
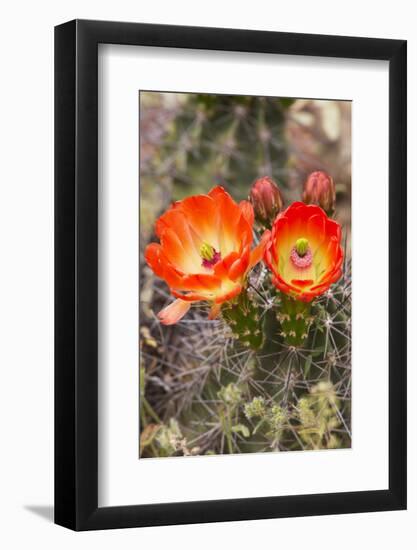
left=291, top=238, right=312, bottom=269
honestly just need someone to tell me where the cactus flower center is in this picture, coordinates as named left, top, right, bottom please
left=291, top=238, right=312, bottom=269
left=200, top=242, right=221, bottom=268
left=295, top=238, right=309, bottom=256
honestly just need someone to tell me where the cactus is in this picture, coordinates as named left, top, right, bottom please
left=139, top=93, right=351, bottom=457
left=139, top=255, right=351, bottom=457
left=221, top=289, right=265, bottom=350
left=141, top=93, right=294, bottom=205
left=275, top=294, right=313, bottom=347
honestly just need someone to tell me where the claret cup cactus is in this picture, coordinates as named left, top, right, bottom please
left=141, top=171, right=351, bottom=456
left=145, top=177, right=343, bottom=349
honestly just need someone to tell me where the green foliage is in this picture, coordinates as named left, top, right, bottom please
left=218, top=383, right=243, bottom=407
left=296, top=382, right=343, bottom=450
left=244, top=396, right=266, bottom=419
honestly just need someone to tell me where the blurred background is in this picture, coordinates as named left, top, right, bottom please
left=140, top=92, right=351, bottom=245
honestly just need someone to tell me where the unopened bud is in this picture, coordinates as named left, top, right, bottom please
left=302, top=171, right=336, bottom=214
left=249, top=176, right=283, bottom=227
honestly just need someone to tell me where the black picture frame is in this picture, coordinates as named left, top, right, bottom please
left=55, top=19, right=407, bottom=531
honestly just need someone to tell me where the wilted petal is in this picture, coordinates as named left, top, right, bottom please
left=157, top=299, right=191, bottom=325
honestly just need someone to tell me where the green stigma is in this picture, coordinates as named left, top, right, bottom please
left=295, top=238, right=309, bottom=257
left=200, top=242, right=216, bottom=261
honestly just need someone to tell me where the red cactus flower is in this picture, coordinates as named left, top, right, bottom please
left=145, top=186, right=269, bottom=324
left=264, top=202, right=343, bottom=302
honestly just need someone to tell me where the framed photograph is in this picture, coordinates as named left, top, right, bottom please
left=55, top=19, right=407, bottom=530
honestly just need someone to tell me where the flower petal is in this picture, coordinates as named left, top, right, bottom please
left=291, top=279, right=314, bottom=288
left=307, top=213, right=327, bottom=246
left=228, top=245, right=250, bottom=281
left=239, top=200, right=255, bottom=226
left=249, top=230, right=270, bottom=269
left=160, top=227, right=201, bottom=272
left=214, top=284, right=243, bottom=304
left=180, top=273, right=222, bottom=292
left=144, top=243, right=165, bottom=278
left=157, top=299, right=191, bottom=325
left=171, top=289, right=209, bottom=301
left=209, top=186, right=253, bottom=252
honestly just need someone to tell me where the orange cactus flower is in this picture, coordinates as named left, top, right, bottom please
left=264, top=202, right=343, bottom=302
left=145, top=186, right=269, bottom=324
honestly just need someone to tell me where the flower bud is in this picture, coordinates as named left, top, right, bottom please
left=249, top=176, right=283, bottom=227
left=302, top=171, right=336, bottom=214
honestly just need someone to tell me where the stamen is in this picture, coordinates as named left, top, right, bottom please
left=290, top=245, right=312, bottom=269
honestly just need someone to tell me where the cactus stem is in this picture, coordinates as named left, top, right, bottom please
left=277, top=293, right=314, bottom=347
left=221, top=289, right=265, bottom=350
